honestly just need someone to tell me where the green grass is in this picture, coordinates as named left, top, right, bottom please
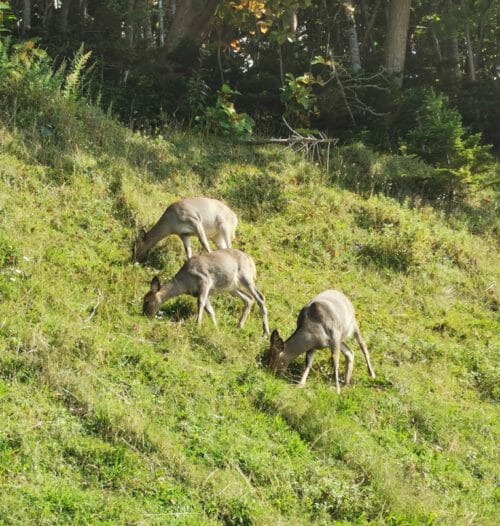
left=0, top=117, right=499, bottom=525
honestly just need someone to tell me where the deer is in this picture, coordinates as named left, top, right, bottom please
left=267, top=290, right=375, bottom=393
left=142, top=248, right=270, bottom=336
left=132, top=197, right=238, bottom=263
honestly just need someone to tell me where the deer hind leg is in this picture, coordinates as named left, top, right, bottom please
left=298, top=349, right=316, bottom=388
left=213, top=233, right=228, bottom=250
left=181, top=235, right=193, bottom=259
left=341, top=343, right=354, bottom=385
left=232, top=290, right=253, bottom=328
left=354, top=327, right=375, bottom=379
left=222, top=226, right=233, bottom=248
left=330, top=336, right=341, bottom=394
left=194, top=221, right=212, bottom=253
left=244, top=282, right=269, bottom=336
left=204, top=297, right=217, bottom=326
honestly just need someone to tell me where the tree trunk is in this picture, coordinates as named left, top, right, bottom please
left=42, top=0, right=54, bottom=28
left=79, top=0, right=88, bottom=19
left=288, top=8, right=298, bottom=34
left=440, top=0, right=461, bottom=84
left=360, top=0, right=381, bottom=51
left=158, top=0, right=165, bottom=47
left=343, top=2, right=362, bottom=74
left=144, top=0, right=153, bottom=48
left=164, top=0, right=220, bottom=53
left=125, top=0, right=136, bottom=48
left=384, top=0, right=412, bottom=88
left=22, top=0, right=31, bottom=36
left=462, top=0, right=476, bottom=81
left=59, top=0, right=72, bottom=34
left=475, top=0, right=494, bottom=71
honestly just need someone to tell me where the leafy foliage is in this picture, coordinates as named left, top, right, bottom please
left=197, top=84, right=255, bottom=140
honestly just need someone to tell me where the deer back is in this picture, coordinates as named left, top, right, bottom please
left=301, top=290, right=358, bottom=340
left=176, top=249, right=255, bottom=293
left=167, top=197, right=237, bottom=235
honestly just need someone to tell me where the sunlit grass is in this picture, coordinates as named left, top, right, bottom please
left=0, top=120, right=499, bottom=525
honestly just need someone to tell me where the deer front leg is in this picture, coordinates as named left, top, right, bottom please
left=297, top=350, right=315, bottom=388
left=197, top=284, right=211, bottom=326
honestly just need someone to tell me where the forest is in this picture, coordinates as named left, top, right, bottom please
left=2, top=1, right=500, bottom=146
left=0, top=1, right=499, bottom=525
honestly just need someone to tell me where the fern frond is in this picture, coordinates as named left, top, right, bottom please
left=63, top=44, right=92, bottom=99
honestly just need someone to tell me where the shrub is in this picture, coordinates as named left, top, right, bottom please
left=196, top=84, right=255, bottom=140
left=400, top=90, right=494, bottom=194
left=358, top=220, right=431, bottom=272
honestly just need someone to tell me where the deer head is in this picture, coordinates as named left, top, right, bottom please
left=132, top=228, right=147, bottom=263
left=268, top=329, right=288, bottom=373
left=142, top=276, right=162, bottom=317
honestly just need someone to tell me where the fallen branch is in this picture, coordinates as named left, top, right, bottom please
left=241, top=118, right=338, bottom=172
left=241, top=137, right=338, bottom=145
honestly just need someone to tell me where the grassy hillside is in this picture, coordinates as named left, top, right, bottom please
left=0, top=107, right=499, bottom=525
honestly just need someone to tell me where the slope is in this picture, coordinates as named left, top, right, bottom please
left=0, top=114, right=499, bottom=524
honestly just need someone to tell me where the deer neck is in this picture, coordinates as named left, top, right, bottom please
left=158, top=277, right=189, bottom=303
left=282, top=330, right=314, bottom=366
left=144, top=221, right=172, bottom=249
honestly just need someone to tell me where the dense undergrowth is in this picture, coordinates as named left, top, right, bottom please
left=1, top=44, right=500, bottom=526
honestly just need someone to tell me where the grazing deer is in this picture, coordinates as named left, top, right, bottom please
left=268, top=290, right=375, bottom=393
left=142, top=249, right=270, bottom=336
left=132, top=197, right=238, bottom=262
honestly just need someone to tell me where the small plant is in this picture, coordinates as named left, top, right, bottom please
left=281, top=71, right=321, bottom=127
left=185, top=71, right=210, bottom=124
left=62, top=44, right=93, bottom=100
left=196, top=84, right=254, bottom=140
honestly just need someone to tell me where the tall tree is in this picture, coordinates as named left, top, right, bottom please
left=164, top=0, right=220, bottom=53
left=384, top=0, right=412, bottom=87
left=441, top=0, right=461, bottom=84
left=21, top=0, right=31, bottom=36
left=158, top=0, right=165, bottom=47
left=461, top=0, right=476, bottom=81
left=343, top=1, right=362, bottom=74
left=59, top=0, right=72, bottom=34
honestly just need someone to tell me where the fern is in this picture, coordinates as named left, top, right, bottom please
left=63, top=44, right=92, bottom=99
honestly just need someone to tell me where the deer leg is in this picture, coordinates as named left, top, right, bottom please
left=204, top=298, right=217, bottom=326
left=232, top=290, right=253, bottom=328
left=298, top=350, right=315, bottom=388
left=181, top=235, right=193, bottom=260
left=213, top=233, right=228, bottom=250
left=330, top=338, right=341, bottom=394
left=354, top=328, right=375, bottom=378
left=223, top=227, right=233, bottom=249
left=194, top=221, right=212, bottom=253
left=197, top=284, right=211, bottom=325
left=245, top=284, right=269, bottom=336
left=341, top=343, right=354, bottom=385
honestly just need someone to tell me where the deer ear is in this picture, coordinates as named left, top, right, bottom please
left=150, top=276, right=161, bottom=293
left=270, top=329, right=284, bottom=351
